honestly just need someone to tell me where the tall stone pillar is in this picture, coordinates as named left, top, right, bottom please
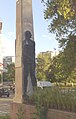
left=14, top=0, right=36, bottom=103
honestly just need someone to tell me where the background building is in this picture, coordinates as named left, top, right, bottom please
left=3, top=56, right=15, bottom=82
left=38, top=50, right=59, bottom=59
left=3, top=56, right=12, bottom=69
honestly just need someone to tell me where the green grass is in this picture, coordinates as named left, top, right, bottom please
left=0, top=115, right=11, bottom=119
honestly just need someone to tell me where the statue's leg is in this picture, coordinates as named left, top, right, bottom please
left=30, top=64, right=37, bottom=88
left=23, top=64, right=29, bottom=96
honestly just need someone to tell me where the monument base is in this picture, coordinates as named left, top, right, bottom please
left=10, top=102, right=36, bottom=119
left=10, top=102, right=76, bottom=119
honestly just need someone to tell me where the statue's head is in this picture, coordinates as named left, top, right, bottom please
left=25, top=31, right=32, bottom=40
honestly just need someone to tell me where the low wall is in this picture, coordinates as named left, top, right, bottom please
left=48, top=109, right=76, bottom=119
left=10, top=102, right=76, bottom=119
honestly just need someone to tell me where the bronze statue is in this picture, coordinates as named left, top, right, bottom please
left=22, top=31, right=37, bottom=98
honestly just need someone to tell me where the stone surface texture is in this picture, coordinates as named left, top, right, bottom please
left=11, top=103, right=76, bottom=119
left=14, top=0, right=34, bottom=103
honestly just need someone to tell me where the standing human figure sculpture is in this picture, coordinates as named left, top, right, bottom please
left=22, top=31, right=37, bottom=99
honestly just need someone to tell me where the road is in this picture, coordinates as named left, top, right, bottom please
left=0, top=95, right=14, bottom=115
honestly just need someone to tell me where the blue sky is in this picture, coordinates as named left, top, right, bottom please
left=0, top=0, right=59, bottom=56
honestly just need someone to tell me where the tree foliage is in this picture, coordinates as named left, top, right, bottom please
left=3, top=63, right=15, bottom=82
left=36, top=51, right=52, bottom=81
left=36, top=51, right=76, bottom=82
left=48, top=51, right=76, bottom=82
left=41, top=0, right=76, bottom=82
left=42, top=0, right=76, bottom=47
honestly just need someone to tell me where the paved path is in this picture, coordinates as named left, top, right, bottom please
left=0, top=97, right=13, bottom=115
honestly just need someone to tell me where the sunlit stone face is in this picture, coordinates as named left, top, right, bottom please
left=16, top=0, right=19, bottom=4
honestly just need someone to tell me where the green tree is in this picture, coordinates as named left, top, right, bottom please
left=52, top=52, right=70, bottom=82
left=41, top=0, right=76, bottom=46
left=41, top=0, right=76, bottom=82
left=3, top=63, right=15, bottom=82
left=36, top=51, right=76, bottom=83
left=49, top=51, right=76, bottom=83
left=47, top=52, right=66, bottom=82
left=36, top=51, right=52, bottom=81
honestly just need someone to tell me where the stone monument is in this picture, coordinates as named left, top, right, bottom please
left=14, top=0, right=37, bottom=103
left=11, top=1, right=37, bottom=118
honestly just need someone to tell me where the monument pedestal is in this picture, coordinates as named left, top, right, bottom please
left=11, top=103, right=76, bottom=119
left=10, top=102, right=36, bottom=119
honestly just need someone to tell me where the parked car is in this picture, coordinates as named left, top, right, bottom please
left=37, top=81, right=53, bottom=89
left=0, top=88, right=10, bottom=97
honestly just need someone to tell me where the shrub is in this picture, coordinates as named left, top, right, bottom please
left=0, top=115, right=11, bottom=119
left=29, top=87, right=76, bottom=113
